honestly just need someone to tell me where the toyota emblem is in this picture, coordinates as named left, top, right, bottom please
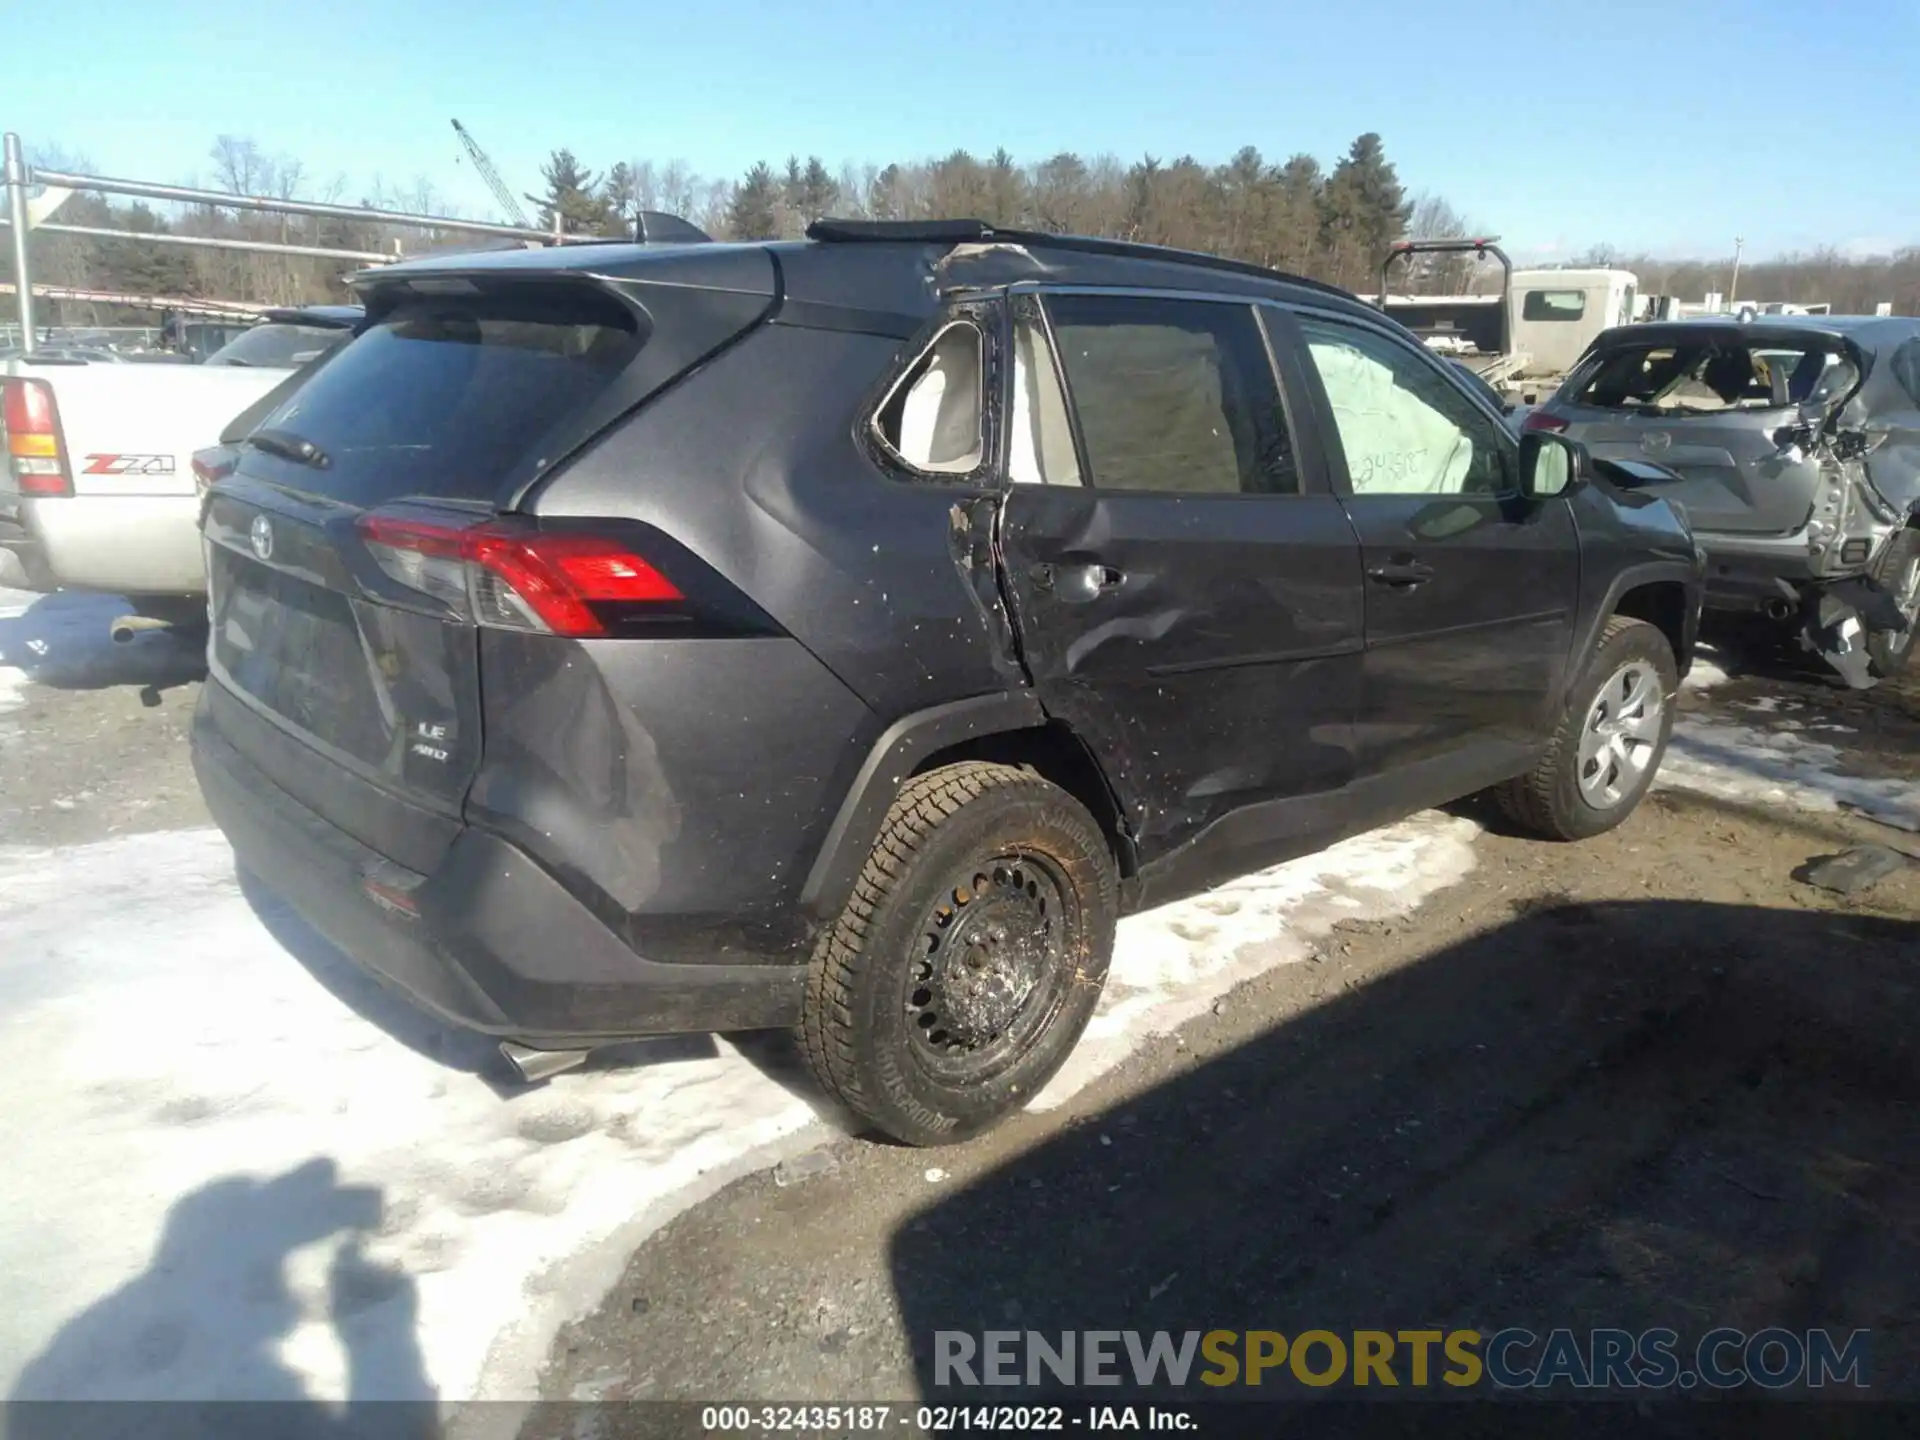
left=249, top=515, right=275, bottom=561
left=1640, top=430, right=1672, bottom=455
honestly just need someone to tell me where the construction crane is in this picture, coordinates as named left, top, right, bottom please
left=450, top=119, right=531, bottom=229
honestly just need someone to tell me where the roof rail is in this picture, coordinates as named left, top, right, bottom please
left=805, top=218, right=1357, bottom=303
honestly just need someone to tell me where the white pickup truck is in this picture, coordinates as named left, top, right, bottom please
left=0, top=306, right=358, bottom=632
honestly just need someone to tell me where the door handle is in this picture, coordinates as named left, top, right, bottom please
left=1033, top=562, right=1125, bottom=602
left=1366, top=559, right=1434, bottom=589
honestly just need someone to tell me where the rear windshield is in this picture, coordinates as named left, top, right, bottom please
left=242, top=288, right=643, bottom=507
left=205, top=323, right=352, bottom=369
left=1573, top=337, right=1856, bottom=414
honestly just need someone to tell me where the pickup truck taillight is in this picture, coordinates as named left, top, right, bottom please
left=1521, top=410, right=1569, bottom=435
left=2, top=378, right=73, bottom=497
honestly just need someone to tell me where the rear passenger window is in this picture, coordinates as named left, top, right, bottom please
left=873, top=321, right=984, bottom=475
left=1043, top=294, right=1298, bottom=495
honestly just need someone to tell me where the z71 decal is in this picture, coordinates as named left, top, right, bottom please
left=82, top=454, right=176, bottom=476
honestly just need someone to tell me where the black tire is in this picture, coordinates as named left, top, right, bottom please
left=1867, top=528, right=1920, bottom=680
left=1496, top=615, right=1678, bottom=842
left=800, top=761, right=1118, bottom=1146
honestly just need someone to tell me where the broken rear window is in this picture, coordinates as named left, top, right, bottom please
left=1573, top=338, right=1856, bottom=414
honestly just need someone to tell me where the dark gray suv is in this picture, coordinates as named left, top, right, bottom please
left=191, top=220, right=1704, bottom=1145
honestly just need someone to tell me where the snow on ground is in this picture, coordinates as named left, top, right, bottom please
left=1663, top=712, right=1920, bottom=832
left=1035, top=811, right=1479, bottom=1108
left=0, top=815, right=1477, bottom=1408
left=1681, top=642, right=1734, bottom=693
left=0, top=585, right=37, bottom=715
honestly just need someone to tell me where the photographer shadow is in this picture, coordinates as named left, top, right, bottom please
left=9, top=1158, right=437, bottom=1439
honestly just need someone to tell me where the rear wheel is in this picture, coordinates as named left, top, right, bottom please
left=1497, top=615, right=1678, bottom=841
left=1867, top=528, right=1920, bottom=680
left=800, top=762, right=1117, bottom=1146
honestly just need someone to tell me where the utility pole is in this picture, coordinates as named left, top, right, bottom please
left=1729, top=236, right=1745, bottom=304
left=5, top=133, right=37, bottom=353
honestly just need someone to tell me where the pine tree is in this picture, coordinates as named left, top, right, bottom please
left=866, top=164, right=904, bottom=221
left=728, top=162, right=781, bottom=240
left=796, top=157, right=839, bottom=223
left=985, top=148, right=1023, bottom=227
left=601, top=162, right=638, bottom=236
left=1272, top=153, right=1325, bottom=276
left=1319, top=132, right=1410, bottom=289
left=1219, top=145, right=1274, bottom=264
left=538, top=149, right=610, bottom=235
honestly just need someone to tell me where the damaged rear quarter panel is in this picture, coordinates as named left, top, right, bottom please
left=534, top=314, right=1025, bottom=718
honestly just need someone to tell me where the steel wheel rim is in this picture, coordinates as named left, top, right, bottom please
left=904, top=851, right=1076, bottom=1084
left=1577, top=660, right=1664, bottom=809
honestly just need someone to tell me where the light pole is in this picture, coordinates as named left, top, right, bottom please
left=1729, top=235, right=1745, bottom=304
left=4, top=133, right=35, bottom=353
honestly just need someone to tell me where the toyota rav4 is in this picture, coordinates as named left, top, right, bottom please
left=191, top=220, right=1704, bottom=1145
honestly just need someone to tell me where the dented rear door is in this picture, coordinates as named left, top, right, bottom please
left=995, top=289, right=1364, bottom=877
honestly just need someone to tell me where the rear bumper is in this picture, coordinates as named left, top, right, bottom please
left=191, top=695, right=807, bottom=1046
left=21, top=493, right=205, bottom=595
left=1696, top=527, right=1842, bottom=610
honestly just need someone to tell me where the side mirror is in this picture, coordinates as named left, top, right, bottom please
left=1519, top=431, right=1584, bottom=499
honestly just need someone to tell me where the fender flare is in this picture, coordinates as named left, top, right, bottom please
left=1575, top=559, right=1704, bottom=687
left=799, top=690, right=1046, bottom=922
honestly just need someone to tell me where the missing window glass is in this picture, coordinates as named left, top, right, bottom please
left=873, top=321, right=985, bottom=475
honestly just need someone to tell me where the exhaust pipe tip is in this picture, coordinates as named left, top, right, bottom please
left=110, top=614, right=172, bottom=644
left=499, top=1040, right=590, bottom=1085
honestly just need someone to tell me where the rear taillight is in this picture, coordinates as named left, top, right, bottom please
left=3, top=378, right=73, bottom=497
left=192, top=447, right=236, bottom=493
left=1522, top=410, right=1569, bottom=434
left=355, top=514, right=684, bottom=637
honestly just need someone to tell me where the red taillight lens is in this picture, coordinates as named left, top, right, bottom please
left=191, top=449, right=235, bottom=492
left=355, top=515, right=683, bottom=637
left=1522, top=410, right=1569, bottom=434
left=3, top=378, right=72, bottom=497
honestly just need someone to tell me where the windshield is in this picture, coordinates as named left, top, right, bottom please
left=205, top=322, right=353, bottom=369
left=1572, top=337, right=1857, bottom=415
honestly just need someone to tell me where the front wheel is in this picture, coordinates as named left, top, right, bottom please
left=800, top=761, right=1117, bottom=1146
left=1497, top=615, right=1678, bottom=842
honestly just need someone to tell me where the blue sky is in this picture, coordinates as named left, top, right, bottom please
left=4, top=0, right=1914, bottom=259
